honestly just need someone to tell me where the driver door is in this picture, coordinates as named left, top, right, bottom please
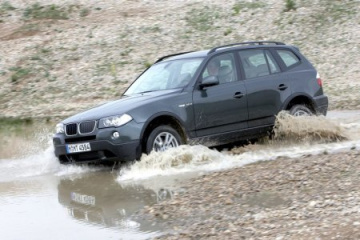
left=192, top=53, right=248, bottom=138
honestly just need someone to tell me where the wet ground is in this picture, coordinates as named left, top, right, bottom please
left=0, top=111, right=360, bottom=240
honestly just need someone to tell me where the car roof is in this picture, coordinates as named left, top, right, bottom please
left=158, top=41, right=288, bottom=63
left=158, top=50, right=209, bottom=62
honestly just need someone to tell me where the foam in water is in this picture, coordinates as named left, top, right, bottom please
left=0, top=132, right=103, bottom=182
left=273, top=111, right=349, bottom=141
left=118, top=112, right=359, bottom=181
left=119, top=145, right=230, bottom=180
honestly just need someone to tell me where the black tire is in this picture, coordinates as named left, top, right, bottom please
left=145, top=125, right=183, bottom=154
left=289, top=104, right=313, bottom=116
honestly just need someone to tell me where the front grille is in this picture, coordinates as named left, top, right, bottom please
left=65, top=121, right=96, bottom=136
left=66, top=123, right=77, bottom=136
left=79, top=121, right=96, bottom=134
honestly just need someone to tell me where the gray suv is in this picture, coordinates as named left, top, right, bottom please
left=53, top=41, right=328, bottom=164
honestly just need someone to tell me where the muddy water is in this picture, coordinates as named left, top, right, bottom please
left=1, top=111, right=360, bottom=239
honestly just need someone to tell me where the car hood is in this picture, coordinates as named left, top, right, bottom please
left=63, top=89, right=182, bottom=123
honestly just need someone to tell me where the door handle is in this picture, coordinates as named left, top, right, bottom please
left=278, top=84, right=288, bottom=91
left=233, top=92, right=245, bottom=99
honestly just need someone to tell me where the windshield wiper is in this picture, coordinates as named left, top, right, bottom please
left=138, top=90, right=158, bottom=94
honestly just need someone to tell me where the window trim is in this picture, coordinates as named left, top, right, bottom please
left=237, top=48, right=281, bottom=80
left=264, top=50, right=281, bottom=74
left=272, top=48, right=302, bottom=71
left=197, top=52, right=239, bottom=86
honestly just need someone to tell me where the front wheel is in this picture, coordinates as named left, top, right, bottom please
left=289, top=104, right=313, bottom=116
left=146, top=125, right=183, bottom=154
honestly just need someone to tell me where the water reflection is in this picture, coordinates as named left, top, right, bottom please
left=57, top=171, right=171, bottom=232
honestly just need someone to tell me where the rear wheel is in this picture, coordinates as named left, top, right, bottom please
left=146, top=125, right=183, bottom=154
left=289, top=104, right=313, bottom=116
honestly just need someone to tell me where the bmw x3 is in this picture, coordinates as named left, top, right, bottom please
left=53, top=41, right=328, bottom=164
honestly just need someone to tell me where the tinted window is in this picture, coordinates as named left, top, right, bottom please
left=202, top=53, right=237, bottom=84
left=125, top=58, right=203, bottom=95
left=277, top=49, right=300, bottom=67
left=239, top=49, right=280, bottom=79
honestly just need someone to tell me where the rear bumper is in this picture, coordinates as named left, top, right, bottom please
left=313, top=95, right=328, bottom=116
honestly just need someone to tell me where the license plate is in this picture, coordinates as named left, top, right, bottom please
left=66, top=142, right=91, bottom=153
left=71, top=192, right=96, bottom=206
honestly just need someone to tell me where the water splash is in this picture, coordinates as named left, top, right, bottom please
left=119, top=112, right=359, bottom=181
left=273, top=111, right=349, bottom=142
left=119, top=145, right=229, bottom=181
left=1, top=112, right=359, bottom=183
left=0, top=134, right=103, bottom=182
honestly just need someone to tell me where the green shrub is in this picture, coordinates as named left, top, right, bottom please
left=185, top=6, right=221, bottom=31
left=1, top=1, right=16, bottom=12
left=144, top=61, right=152, bottom=68
left=284, top=0, right=296, bottom=12
left=23, top=3, right=68, bottom=20
left=0, top=117, right=33, bottom=127
left=9, top=67, right=31, bottom=83
left=233, top=1, right=266, bottom=15
left=224, top=28, right=232, bottom=36
left=312, top=0, right=356, bottom=26
left=80, top=8, right=90, bottom=17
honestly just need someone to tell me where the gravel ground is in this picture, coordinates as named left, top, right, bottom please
left=137, top=150, right=360, bottom=239
left=1, top=0, right=360, bottom=118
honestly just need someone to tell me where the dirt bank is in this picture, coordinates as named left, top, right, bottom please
left=1, top=0, right=360, bottom=118
left=137, top=150, right=360, bottom=239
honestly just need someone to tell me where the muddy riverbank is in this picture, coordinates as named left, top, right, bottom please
left=1, top=111, right=360, bottom=240
left=138, top=150, right=360, bottom=239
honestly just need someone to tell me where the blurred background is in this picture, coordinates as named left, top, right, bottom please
left=0, top=0, right=359, bottom=121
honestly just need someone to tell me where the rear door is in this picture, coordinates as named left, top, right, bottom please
left=192, top=52, right=248, bottom=137
left=238, top=49, right=292, bottom=127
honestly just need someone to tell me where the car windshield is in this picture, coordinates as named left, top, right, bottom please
left=124, top=58, right=204, bottom=95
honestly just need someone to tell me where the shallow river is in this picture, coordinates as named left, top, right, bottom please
left=0, top=111, right=360, bottom=240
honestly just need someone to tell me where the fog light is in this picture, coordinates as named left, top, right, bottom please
left=112, top=131, right=120, bottom=139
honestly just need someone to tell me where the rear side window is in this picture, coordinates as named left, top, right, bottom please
left=238, top=49, right=280, bottom=79
left=276, top=49, right=300, bottom=68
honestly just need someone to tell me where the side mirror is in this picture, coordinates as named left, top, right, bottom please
left=200, top=76, right=219, bottom=89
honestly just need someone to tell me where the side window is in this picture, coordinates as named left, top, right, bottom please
left=202, top=53, right=237, bottom=84
left=238, top=49, right=271, bottom=78
left=276, top=49, right=300, bottom=68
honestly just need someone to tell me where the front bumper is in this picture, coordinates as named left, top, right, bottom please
left=54, top=140, right=141, bottom=164
left=53, top=121, right=144, bottom=164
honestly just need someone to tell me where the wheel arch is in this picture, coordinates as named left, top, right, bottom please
left=282, top=93, right=316, bottom=113
left=140, top=113, right=187, bottom=153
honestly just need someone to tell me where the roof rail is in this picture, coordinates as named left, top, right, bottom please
left=155, top=51, right=194, bottom=63
left=208, top=41, right=286, bottom=54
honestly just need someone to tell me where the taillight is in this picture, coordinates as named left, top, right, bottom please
left=316, top=73, right=323, bottom=87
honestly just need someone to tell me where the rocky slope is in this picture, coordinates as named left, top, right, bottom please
left=0, top=0, right=359, bottom=119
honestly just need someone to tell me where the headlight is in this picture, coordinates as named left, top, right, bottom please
left=99, top=114, right=133, bottom=128
left=56, top=123, right=64, bottom=134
